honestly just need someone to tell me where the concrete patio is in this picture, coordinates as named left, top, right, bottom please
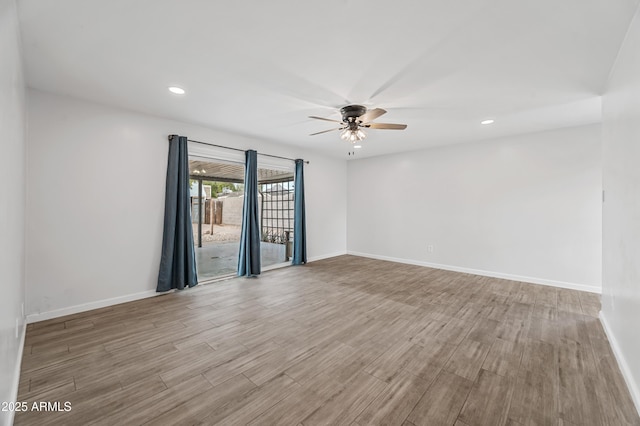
left=195, top=241, right=288, bottom=280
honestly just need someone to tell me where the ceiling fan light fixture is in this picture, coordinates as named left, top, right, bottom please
left=340, top=128, right=367, bottom=143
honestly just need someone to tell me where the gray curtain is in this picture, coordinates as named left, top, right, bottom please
left=157, top=135, right=198, bottom=291
left=293, top=159, right=307, bottom=265
left=238, top=150, right=261, bottom=276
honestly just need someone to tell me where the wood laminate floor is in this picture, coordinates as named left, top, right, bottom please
left=15, top=255, right=640, bottom=425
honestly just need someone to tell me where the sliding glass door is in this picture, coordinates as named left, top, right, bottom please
left=189, top=158, right=245, bottom=280
left=259, top=178, right=294, bottom=268
left=188, top=148, right=296, bottom=281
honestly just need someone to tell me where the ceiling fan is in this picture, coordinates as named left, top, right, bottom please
left=309, top=105, right=407, bottom=143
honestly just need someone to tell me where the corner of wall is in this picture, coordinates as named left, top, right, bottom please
left=0, top=0, right=28, bottom=424
left=599, top=310, right=640, bottom=417
left=6, top=324, right=27, bottom=426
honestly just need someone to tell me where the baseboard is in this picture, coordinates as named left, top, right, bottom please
left=7, top=322, right=27, bottom=426
left=307, top=251, right=347, bottom=263
left=26, top=289, right=160, bottom=324
left=347, top=251, right=601, bottom=294
left=599, top=310, right=640, bottom=417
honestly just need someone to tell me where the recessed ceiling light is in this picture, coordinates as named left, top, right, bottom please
left=168, top=86, right=185, bottom=95
left=481, top=119, right=494, bottom=125
left=353, top=145, right=362, bottom=149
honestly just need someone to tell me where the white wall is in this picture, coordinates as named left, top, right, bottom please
left=0, top=0, right=26, bottom=424
left=601, top=3, right=640, bottom=413
left=25, top=90, right=347, bottom=321
left=347, top=124, right=602, bottom=291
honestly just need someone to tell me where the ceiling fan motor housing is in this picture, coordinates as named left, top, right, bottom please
left=340, top=105, right=367, bottom=122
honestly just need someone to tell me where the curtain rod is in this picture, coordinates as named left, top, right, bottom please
left=171, top=136, right=309, bottom=164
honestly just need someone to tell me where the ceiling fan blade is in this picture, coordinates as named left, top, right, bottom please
left=309, top=128, right=343, bottom=136
left=366, top=123, right=407, bottom=130
left=359, top=108, right=387, bottom=123
left=308, top=115, right=343, bottom=124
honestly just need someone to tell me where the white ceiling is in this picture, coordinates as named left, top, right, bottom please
left=17, top=0, right=640, bottom=159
